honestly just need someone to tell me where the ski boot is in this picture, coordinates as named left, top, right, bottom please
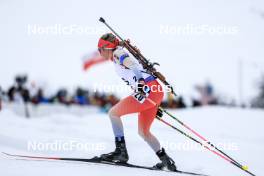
left=155, top=148, right=177, bottom=171
left=100, top=137, right=129, bottom=163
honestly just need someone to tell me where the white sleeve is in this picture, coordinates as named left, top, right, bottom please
left=113, top=48, right=144, bottom=81
left=113, top=48, right=130, bottom=65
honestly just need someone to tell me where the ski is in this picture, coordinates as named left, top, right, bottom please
left=2, top=152, right=208, bottom=176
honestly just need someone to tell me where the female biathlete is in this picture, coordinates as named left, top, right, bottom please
left=97, top=33, right=176, bottom=171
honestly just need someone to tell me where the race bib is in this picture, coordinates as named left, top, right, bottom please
left=132, top=91, right=150, bottom=104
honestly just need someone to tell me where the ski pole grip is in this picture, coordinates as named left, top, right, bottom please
left=99, top=17, right=105, bottom=23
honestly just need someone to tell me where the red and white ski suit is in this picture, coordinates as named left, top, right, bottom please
left=109, top=47, right=164, bottom=152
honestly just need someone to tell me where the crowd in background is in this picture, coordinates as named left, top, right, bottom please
left=0, top=75, right=220, bottom=112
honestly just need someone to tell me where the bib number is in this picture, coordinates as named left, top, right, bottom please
left=132, top=91, right=150, bottom=104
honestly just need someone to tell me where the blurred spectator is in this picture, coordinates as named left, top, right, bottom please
left=161, top=93, right=186, bottom=108
left=3, top=76, right=121, bottom=108
left=16, top=75, right=30, bottom=102
left=31, top=88, right=50, bottom=104
left=73, top=87, right=90, bottom=105
left=7, top=86, right=16, bottom=102
left=193, top=81, right=218, bottom=106
left=29, top=81, right=39, bottom=99
left=107, top=94, right=119, bottom=106
left=53, top=88, right=71, bottom=105
left=7, top=75, right=30, bottom=103
left=1, top=74, right=229, bottom=110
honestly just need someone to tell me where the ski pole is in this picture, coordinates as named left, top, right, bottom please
left=156, top=116, right=256, bottom=176
left=159, top=105, right=251, bottom=170
left=148, top=98, right=244, bottom=165
left=146, top=98, right=255, bottom=176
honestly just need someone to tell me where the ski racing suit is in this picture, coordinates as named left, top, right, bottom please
left=108, top=46, right=164, bottom=152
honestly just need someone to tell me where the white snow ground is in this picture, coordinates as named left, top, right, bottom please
left=0, top=105, right=263, bottom=176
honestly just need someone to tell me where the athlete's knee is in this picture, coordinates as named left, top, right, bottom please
left=138, top=129, right=151, bottom=140
left=109, top=107, right=119, bottom=118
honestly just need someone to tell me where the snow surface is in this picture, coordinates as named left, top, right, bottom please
left=0, top=105, right=263, bottom=176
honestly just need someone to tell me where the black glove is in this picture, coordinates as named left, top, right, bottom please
left=136, top=78, right=150, bottom=95
left=136, top=78, right=145, bottom=93
left=156, top=108, right=163, bottom=119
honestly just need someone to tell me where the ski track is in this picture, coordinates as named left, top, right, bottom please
left=0, top=106, right=263, bottom=176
